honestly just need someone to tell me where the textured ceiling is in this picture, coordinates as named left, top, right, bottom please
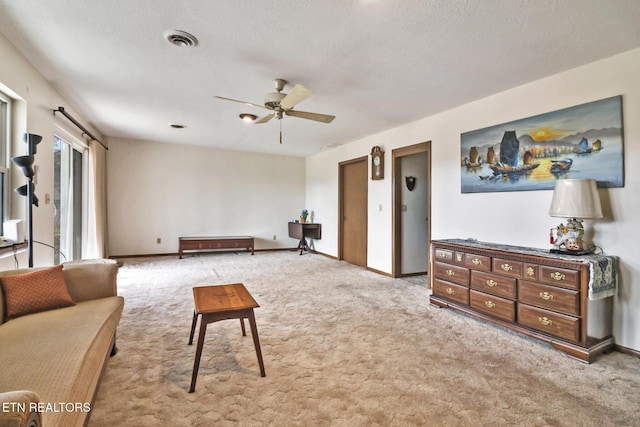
left=1, top=0, right=639, bottom=157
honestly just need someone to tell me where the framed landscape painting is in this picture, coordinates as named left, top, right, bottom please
left=460, top=96, right=624, bottom=193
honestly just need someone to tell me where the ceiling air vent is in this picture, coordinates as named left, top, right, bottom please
left=164, top=30, right=198, bottom=47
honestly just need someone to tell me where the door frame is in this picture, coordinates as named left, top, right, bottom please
left=338, top=156, right=368, bottom=262
left=392, top=141, right=431, bottom=278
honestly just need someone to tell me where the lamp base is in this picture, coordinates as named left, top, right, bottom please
left=551, top=217, right=595, bottom=254
left=549, top=248, right=595, bottom=256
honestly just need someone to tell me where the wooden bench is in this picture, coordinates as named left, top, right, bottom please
left=179, top=236, right=254, bottom=259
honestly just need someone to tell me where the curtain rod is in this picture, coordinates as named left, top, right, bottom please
left=53, top=106, right=108, bottom=150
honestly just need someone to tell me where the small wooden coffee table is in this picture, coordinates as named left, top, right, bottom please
left=188, top=283, right=266, bottom=392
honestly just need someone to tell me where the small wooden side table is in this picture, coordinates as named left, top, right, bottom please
left=287, top=222, right=322, bottom=255
left=188, top=283, right=266, bottom=392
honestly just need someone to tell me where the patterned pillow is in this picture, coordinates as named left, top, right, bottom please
left=1, top=265, right=75, bottom=320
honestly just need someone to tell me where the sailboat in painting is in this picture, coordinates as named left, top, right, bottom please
left=464, top=146, right=482, bottom=169
left=489, top=131, right=540, bottom=176
left=576, top=137, right=603, bottom=155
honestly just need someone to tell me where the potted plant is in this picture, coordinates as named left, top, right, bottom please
left=300, top=209, right=309, bottom=223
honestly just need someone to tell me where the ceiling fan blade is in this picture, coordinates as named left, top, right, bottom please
left=254, top=113, right=275, bottom=124
left=285, top=110, right=335, bottom=123
left=213, top=96, right=267, bottom=110
left=280, top=84, right=314, bottom=111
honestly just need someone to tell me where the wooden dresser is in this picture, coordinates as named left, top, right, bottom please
left=430, top=239, right=617, bottom=363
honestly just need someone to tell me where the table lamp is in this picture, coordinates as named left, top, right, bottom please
left=549, top=178, right=603, bottom=254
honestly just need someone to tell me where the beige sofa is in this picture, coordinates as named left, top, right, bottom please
left=0, top=259, right=124, bottom=427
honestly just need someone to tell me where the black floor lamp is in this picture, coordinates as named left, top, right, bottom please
left=12, top=133, right=41, bottom=267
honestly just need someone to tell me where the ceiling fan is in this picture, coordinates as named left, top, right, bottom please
left=214, top=79, right=335, bottom=143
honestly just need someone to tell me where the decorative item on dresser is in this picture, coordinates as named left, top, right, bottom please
left=430, top=239, right=618, bottom=363
left=549, top=178, right=603, bottom=255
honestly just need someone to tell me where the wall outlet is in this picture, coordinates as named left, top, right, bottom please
left=156, top=237, right=161, bottom=244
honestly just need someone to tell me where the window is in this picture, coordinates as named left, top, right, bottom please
left=0, top=91, right=10, bottom=235
left=54, top=135, right=87, bottom=263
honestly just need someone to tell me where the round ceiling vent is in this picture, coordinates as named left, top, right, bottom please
left=164, top=30, right=198, bottom=47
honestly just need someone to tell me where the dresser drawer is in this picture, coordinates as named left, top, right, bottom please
left=434, top=262, right=469, bottom=287
left=433, top=279, right=469, bottom=305
left=434, top=248, right=454, bottom=263
left=470, top=290, right=515, bottom=322
left=539, top=266, right=580, bottom=290
left=517, top=304, right=580, bottom=342
left=492, top=258, right=523, bottom=278
left=523, top=263, right=538, bottom=281
left=470, top=271, right=516, bottom=299
left=463, top=253, right=491, bottom=272
left=518, top=280, right=580, bottom=316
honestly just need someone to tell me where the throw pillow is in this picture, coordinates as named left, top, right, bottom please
left=1, top=265, right=75, bottom=320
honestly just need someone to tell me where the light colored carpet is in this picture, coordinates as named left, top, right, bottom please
left=91, top=252, right=639, bottom=426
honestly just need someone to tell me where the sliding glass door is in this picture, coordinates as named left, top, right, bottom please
left=0, top=92, right=10, bottom=234
left=54, top=135, right=86, bottom=264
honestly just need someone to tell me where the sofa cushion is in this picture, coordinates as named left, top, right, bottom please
left=1, top=265, right=75, bottom=320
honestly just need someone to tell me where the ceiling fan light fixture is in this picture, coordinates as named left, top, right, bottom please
left=239, top=113, right=257, bottom=122
left=164, top=30, right=198, bottom=47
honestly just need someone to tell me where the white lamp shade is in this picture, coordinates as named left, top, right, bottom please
left=549, top=179, right=603, bottom=219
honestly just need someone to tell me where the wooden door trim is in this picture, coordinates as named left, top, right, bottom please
left=392, top=141, right=431, bottom=278
left=338, top=156, right=368, bottom=262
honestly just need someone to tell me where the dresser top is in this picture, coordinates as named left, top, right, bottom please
left=434, top=238, right=613, bottom=260
left=432, top=238, right=617, bottom=300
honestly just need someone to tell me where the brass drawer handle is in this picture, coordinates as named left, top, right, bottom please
left=539, top=317, right=553, bottom=326
left=501, top=263, right=513, bottom=271
left=446, top=269, right=455, bottom=276
left=540, top=291, right=554, bottom=301
left=439, top=252, right=447, bottom=258
left=550, top=272, right=565, bottom=281
left=526, top=267, right=535, bottom=276
left=485, top=301, right=496, bottom=309
left=446, top=288, right=454, bottom=295
left=486, top=279, right=498, bottom=287
left=472, top=258, right=482, bottom=265
left=456, top=254, right=463, bottom=262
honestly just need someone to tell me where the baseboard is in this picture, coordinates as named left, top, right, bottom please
left=110, top=248, right=298, bottom=259
left=400, top=271, right=428, bottom=278
left=613, top=343, right=640, bottom=358
left=314, top=250, right=338, bottom=260
left=366, top=266, right=393, bottom=277
left=110, top=252, right=178, bottom=259
left=313, top=251, right=393, bottom=276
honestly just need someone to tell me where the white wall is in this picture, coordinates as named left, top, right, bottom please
left=0, top=32, right=99, bottom=269
left=306, top=48, right=640, bottom=351
left=106, top=138, right=306, bottom=256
